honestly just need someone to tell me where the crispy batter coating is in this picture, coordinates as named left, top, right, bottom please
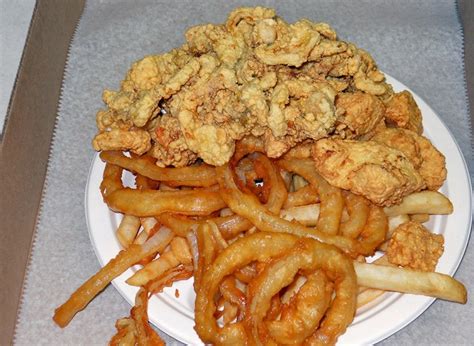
left=372, top=128, right=447, bottom=190
left=334, top=91, right=385, bottom=139
left=384, top=91, right=423, bottom=134
left=311, top=138, right=425, bottom=206
left=92, top=7, right=392, bottom=166
left=92, top=129, right=151, bottom=155
left=386, top=221, right=444, bottom=272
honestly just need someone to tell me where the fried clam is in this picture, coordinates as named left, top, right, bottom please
left=92, top=6, right=392, bottom=167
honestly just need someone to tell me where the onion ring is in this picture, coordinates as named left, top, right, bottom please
left=100, top=151, right=217, bottom=187
left=105, top=188, right=226, bottom=216
left=194, top=232, right=299, bottom=344
left=340, top=191, right=370, bottom=239
left=265, top=271, right=332, bottom=345
left=245, top=237, right=357, bottom=345
left=100, top=163, right=123, bottom=198
left=216, top=164, right=358, bottom=257
left=356, top=204, right=388, bottom=256
left=277, top=158, right=343, bottom=235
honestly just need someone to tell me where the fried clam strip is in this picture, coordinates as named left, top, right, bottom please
left=100, top=150, right=217, bottom=187
left=53, top=227, right=174, bottom=327
left=217, top=163, right=358, bottom=257
left=195, top=232, right=299, bottom=344
left=246, top=238, right=357, bottom=345
left=105, top=188, right=226, bottom=216
left=354, top=261, right=467, bottom=304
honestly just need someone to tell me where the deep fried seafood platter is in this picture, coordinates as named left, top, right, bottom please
left=54, top=6, right=467, bottom=346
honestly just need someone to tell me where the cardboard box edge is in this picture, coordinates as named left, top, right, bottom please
left=0, top=0, right=85, bottom=344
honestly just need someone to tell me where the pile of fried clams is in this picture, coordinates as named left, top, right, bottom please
left=92, top=6, right=446, bottom=207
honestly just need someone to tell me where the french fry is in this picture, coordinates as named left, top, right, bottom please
left=280, top=203, right=321, bottom=226
left=388, top=214, right=410, bottom=233
left=127, top=237, right=192, bottom=286
left=116, top=215, right=141, bottom=248
left=283, top=184, right=320, bottom=208
left=279, top=159, right=344, bottom=235
left=357, top=288, right=385, bottom=309
left=134, top=217, right=158, bottom=245
left=354, top=261, right=467, bottom=303
left=292, top=174, right=309, bottom=191
left=384, top=191, right=453, bottom=216
left=53, top=227, right=174, bottom=327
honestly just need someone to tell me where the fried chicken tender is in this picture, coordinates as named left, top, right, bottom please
left=372, top=128, right=447, bottom=190
left=312, top=138, right=425, bottom=206
left=384, top=91, right=423, bottom=134
left=92, top=7, right=393, bottom=166
left=386, top=221, right=444, bottom=272
left=334, top=91, right=385, bottom=139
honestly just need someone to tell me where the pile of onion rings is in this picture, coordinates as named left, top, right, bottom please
left=53, top=144, right=467, bottom=345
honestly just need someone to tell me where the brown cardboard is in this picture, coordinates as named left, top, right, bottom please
left=0, top=0, right=85, bottom=344
left=0, top=1, right=472, bottom=345
left=459, top=0, right=474, bottom=127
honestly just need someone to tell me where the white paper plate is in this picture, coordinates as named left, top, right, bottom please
left=85, top=75, right=472, bottom=345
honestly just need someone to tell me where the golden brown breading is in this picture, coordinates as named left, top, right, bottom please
left=372, top=128, right=423, bottom=168
left=92, top=129, right=151, bottom=155
left=386, top=221, right=444, bottom=272
left=92, top=7, right=392, bottom=166
left=334, top=91, right=385, bottom=139
left=416, top=134, right=447, bottom=190
left=311, top=138, right=425, bottom=206
left=384, top=91, right=423, bottom=134
left=372, top=128, right=447, bottom=190
left=148, top=115, right=198, bottom=167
